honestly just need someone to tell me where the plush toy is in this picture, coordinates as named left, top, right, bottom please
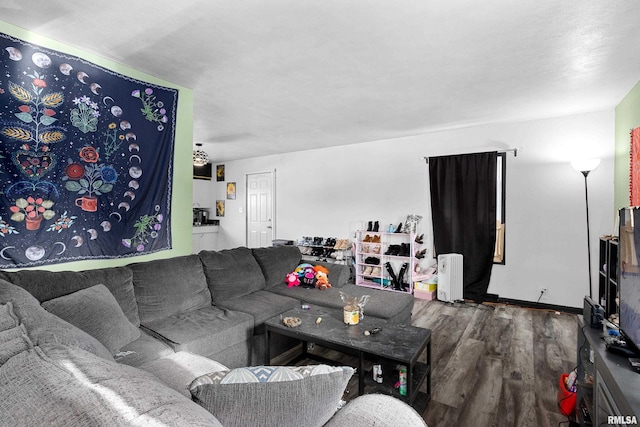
left=300, top=266, right=317, bottom=288
left=315, top=265, right=332, bottom=290
left=286, top=272, right=300, bottom=287
left=286, top=263, right=332, bottom=289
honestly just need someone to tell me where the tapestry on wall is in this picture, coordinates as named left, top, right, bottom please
left=631, top=126, right=640, bottom=206
left=0, top=32, right=177, bottom=268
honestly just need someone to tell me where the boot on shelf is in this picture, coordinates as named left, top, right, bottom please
left=367, top=221, right=373, bottom=232
left=384, top=262, right=401, bottom=291
left=373, top=221, right=379, bottom=232
left=394, top=223, right=403, bottom=233
left=397, top=262, right=409, bottom=292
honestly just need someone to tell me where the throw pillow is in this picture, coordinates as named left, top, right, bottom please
left=189, top=364, right=354, bottom=427
left=42, top=284, right=140, bottom=355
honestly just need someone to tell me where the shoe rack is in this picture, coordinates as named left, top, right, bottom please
left=297, top=237, right=351, bottom=264
left=355, top=230, right=425, bottom=293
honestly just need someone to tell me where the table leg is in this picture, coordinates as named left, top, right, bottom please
left=265, top=329, right=271, bottom=365
left=407, top=363, right=413, bottom=402
left=358, top=351, right=364, bottom=396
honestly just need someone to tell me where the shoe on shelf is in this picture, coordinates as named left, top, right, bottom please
left=362, top=266, right=373, bottom=276
left=363, top=235, right=373, bottom=242
left=372, top=245, right=381, bottom=254
left=415, top=248, right=428, bottom=259
left=340, top=239, right=350, bottom=250
left=373, top=221, right=379, bottom=232
left=398, top=243, right=411, bottom=257
left=371, top=267, right=381, bottom=276
left=367, top=221, right=373, bottom=232
left=372, top=235, right=381, bottom=243
left=415, top=234, right=424, bottom=244
left=362, top=244, right=370, bottom=253
left=333, top=239, right=343, bottom=249
left=384, top=245, right=398, bottom=255
left=394, top=223, right=403, bottom=233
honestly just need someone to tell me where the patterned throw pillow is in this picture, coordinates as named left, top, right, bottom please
left=190, top=364, right=354, bottom=427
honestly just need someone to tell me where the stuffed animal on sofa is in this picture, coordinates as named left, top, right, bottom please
left=287, top=263, right=333, bottom=289
left=314, top=266, right=332, bottom=290
left=286, top=272, right=300, bottom=287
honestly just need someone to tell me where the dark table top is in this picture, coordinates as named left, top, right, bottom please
left=265, top=305, right=430, bottom=364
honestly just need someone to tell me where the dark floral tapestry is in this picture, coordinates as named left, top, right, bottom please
left=0, top=32, right=177, bottom=268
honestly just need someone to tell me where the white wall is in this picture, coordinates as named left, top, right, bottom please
left=203, top=111, right=614, bottom=308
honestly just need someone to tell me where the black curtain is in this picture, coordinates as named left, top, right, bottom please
left=429, top=152, right=497, bottom=302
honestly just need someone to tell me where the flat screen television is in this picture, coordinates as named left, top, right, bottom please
left=618, top=207, right=640, bottom=353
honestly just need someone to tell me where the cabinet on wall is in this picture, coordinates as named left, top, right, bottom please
left=598, top=237, right=619, bottom=320
left=575, top=316, right=640, bottom=426
left=192, top=225, right=219, bottom=253
left=193, top=179, right=213, bottom=210
left=354, top=231, right=427, bottom=294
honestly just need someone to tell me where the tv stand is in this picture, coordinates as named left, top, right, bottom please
left=576, top=316, right=640, bottom=426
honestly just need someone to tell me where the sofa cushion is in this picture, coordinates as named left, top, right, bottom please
left=324, top=394, right=428, bottom=427
left=0, top=302, right=19, bottom=331
left=42, top=284, right=141, bottom=355
left=129, top=254, right=212, bottom=323
left=215, top=290, right=300, bottom=326
left=0, top=334, right=32, bottom=364
left=141, top=305, right=254, bottom=358
left=0, top=343, right=223, bottom=426
left=200, top=247, right=266, bottom=303
left=190, top=364, right=354, bottom=427
left=268, top=284, right=414, bottom=325
left=0, top=324, right=27, bottom=344
left=140, top=351, right=228, bottom=397
left=114, top=330, right=175, bottom=368
left=0, top=280, right=113, bottom=361
left=251, top=246, right=301, bottom=288
left=129, top=255, right=211, bottom=323
left=0, top=266, right=140, bottom=327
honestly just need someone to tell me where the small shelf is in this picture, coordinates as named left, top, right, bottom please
left=355, top=230, right=428, bottom=294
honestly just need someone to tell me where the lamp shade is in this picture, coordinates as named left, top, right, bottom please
left=571, top=158, right=600, bottom=173
left=193, top=143, right=209, bottom=166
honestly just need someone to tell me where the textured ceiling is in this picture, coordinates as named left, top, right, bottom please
left=2, top=1, right=640, bottom=161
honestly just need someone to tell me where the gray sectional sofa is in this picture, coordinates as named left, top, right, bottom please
left=0, top=245, right=426, bottom=426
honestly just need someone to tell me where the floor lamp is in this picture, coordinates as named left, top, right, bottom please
left=571, top=158, right=601, bottom=299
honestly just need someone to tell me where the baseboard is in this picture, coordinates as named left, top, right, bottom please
left=493, top=297, right=581, bottom=314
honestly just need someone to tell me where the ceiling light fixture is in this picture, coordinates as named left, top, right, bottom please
left=193, top=143, right=209, bottom=166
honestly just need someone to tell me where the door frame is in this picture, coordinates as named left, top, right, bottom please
left=245, top=169, right=276, bottom=247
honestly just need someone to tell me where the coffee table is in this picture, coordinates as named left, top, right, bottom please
left=265, top=305, right=431, bottom=409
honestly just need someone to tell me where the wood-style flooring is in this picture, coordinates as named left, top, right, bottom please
left=413, top=299, right=577, bottom=427
left=277, top=298, right=578, bottom=427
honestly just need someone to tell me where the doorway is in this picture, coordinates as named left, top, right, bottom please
left=246, top=171, right=274, bottom=248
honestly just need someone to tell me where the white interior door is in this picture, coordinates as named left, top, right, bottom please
left=246, top=171, right=274, bottom=248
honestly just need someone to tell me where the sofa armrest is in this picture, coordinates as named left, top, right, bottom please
left=313, top=261, right=351, bottom=288
left=324, top=394, right=427, bottom=427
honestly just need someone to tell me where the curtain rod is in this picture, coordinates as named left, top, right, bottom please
left=421, top=147, right=518, bottom=163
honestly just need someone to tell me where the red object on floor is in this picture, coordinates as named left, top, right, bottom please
left=557, top=373, right=577, bottom=417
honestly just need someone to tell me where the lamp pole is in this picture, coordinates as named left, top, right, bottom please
left=581, top=170, right=593, bottom=299
left=571, top=158, right=600, bottom=300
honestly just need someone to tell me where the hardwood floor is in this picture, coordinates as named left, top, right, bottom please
left=413, top=299, right=577, bottom=427
left=277, top=298, right=578, bottom=426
